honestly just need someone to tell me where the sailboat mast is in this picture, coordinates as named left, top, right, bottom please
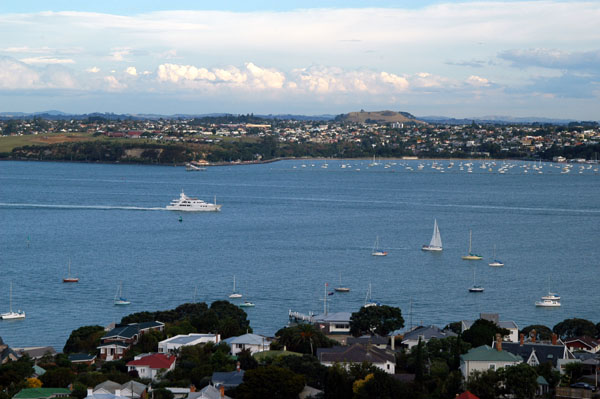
left=469, top=230, right=472, bottom=253
left=324, top=283, right=328, bottom=315
left=9, top=282, right=12, bottom=312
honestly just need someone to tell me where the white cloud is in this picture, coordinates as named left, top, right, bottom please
left=104, top=75, right=126, bottom=91
left=20, top=56, right=75, bottom=65
left=466, top=75, right=490, bottom=87
left=0, top=56, right=78, bottom=89
left=109, top=48, right=131, bottom=61
left=86, top=66, right=100, bottom=73
left=125, top=66, right=138, bottom=76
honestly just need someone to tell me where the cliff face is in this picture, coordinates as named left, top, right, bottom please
left=338, top=110, right=425, bottom=124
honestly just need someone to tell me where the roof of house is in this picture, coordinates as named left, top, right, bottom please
left=223, top=333, right=269, bottom=346
left=13, top=389, right=71, bottom=399
left=492, top=341, right=573, bottom=368
left=126, top=354, right=175, bottom=369
left=460, top=345, right=522, bottom=363
left=102, top=325, right=140, bottom=340
left=94, top=381, right=121, bottom=393
left=93, top=380, right=146, bottom=396
left=347, top=335, right=389, bottom=346
left=317, top=343, right=395, bottom=364
left=299, top=386, right=323, bottom=399
left=211, top=370, right=245, bottom=388
left=98, top=341, right=130, bottom=348
left=188, top=385, right=231, bottom=399
left=313, top=312, right=352, bottom=323
left=69, top=353, right=97, bottom=362
left=32, top=365, right=46, bottom=376
left=13, top=347, right=56, bottom=359
left=119, top=380, right=147, bottom=395
left=160, top=334, right=216, bottom=346
left=402, top=325, right=457, bottom=342
left=564, top=336, right=600, bottom=349
left=456, top=391, right=480, bottom=399
left=537, top=375, right=549, bottom=386
left=137, top=321, right=164, bottom=331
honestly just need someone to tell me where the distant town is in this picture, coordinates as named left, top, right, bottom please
left=1, top=111, right=599, bottom=165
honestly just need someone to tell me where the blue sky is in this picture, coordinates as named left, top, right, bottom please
left=0, top=1, right=599, bottom=118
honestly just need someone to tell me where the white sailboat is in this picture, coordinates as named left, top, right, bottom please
left=334, top=272, right=350, bottom=292
left=371, top=236, right=388, bottom=256
left=63, top=258, right=79, bottom=282
left=488, top=245, right=504, bottom=267
left=468, top=269, right=484, bottom=292
left=422, top=219, right=443, bottom=251
left=114, top=281, right=130, bottom=306
left=229, top=275, right=242, bottom=298
left=363, top=283, right=380, bottom=307
left=1, top=282, right=26, bottom=320
left=462, top=230, right=483, bottom=260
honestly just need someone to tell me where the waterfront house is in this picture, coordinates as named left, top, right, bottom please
left=400, top=325, right=457, bottom=349
left=158, top=333, right=220, bottom=355
left=13, top=346, right=56, bottom=361
left=460, top=339, right=522, bottom=379
left=13, top=389, right=70, bottom=399
left=222, top=333, right=270, bottom=356
left=68, top=353, right=97, bottom=365
left=316, top=343, right=396, bottom=374
left=492, top=333, right=575, bottom=372
left=98, top=321, right=164, bottom=361
left=126, top=353, right=176, bottom=381
left=461, top=313, right=519, bottom=342
left=564, top=336, right=600, bottom=354
left=1, top=337, right=19, bottom=364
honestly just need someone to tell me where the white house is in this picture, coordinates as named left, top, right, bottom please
left=460, top=343, right=522, bottom=379
left=158, top=334, right=220, bottom=355
left=126, top=353, right=176, bottom=381
left=316, top=343, right=396, bottom=374
left=461, top=313, right=519, bottom=343
left=222, top=333, right=270, bottom=355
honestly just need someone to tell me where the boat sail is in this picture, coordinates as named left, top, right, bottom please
left=1, top=282, right=26, bottom=320
left=422, top=219, right=443, bottom=251
left=114, top=281, right=130, bottom=306
left=371, top=236, right=388, bottom=256
left=462, top=230, right=483, bottom=260
left=229, top=275, right=242, bottom=299
left=63, top=258, right=79, bottom=283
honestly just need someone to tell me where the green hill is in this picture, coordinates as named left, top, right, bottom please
left=336, top=110, right=425, bottom=124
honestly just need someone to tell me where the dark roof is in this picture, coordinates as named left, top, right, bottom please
left=347, top=335, right=388, bottom=346
left=402, top=325, right=457, bottom=341
left=211, top=370, right=245, bottom=388
left=68, top=353, right=97, bottom=362
left=98, top=341, right=130, bottom=348
left=102, top=325, right=140, bottom=340
left=137, top=321, right=164, bottom=330
left=317, top=343, right=395, bottom=364
left=493, top=342, right=572, bottom=368
left=564, top=336, right=600, bottom=349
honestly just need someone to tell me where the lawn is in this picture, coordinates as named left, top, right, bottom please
left=0, top=132, right=100, bottom=153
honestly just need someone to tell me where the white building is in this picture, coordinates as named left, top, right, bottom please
left=460, top=344, right=522, bottom=379
left=126, top=353, right=176, bottom=381
left=222, top=333, right=270, bottom=355
left=158, top=334, right=220, bottom=355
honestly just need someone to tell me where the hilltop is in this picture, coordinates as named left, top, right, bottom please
left=335, top=110, right=425, bottom=124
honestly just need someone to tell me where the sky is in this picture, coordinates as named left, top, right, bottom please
left=0, top=1, right=599, bottom=119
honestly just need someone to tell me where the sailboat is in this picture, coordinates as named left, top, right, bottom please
left=371, top=236, right=388, bottom=256
left=363, top=283, right=380, bottom=307
left=63, top=258, right=79, bottom=283
left=468, top=269, right=484, bottom=292
left=114, top=282, right=130, bottom=306
left=229, top=275, right=242, bottom=298
left=422, top=219, right=443, bottom=251
left=488, top=245, right=504, bottom=267
left=1, top=282, right=26, bottom=320
left=462, top=230, right=483, bottom=260
left=239, top=301, right=255, bottom=307
left=334, top=272, right=350, bottom=292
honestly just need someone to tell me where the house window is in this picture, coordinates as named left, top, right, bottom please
left=489, top=364, right=496, bottom=371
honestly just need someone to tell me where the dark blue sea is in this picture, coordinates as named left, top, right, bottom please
left=0, top=159, right=599, bottom=350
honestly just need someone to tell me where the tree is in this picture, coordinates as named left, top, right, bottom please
left=466, top=369, right=503, bottom=399
left=235, top=365, right=305, bottom=399
left=26, top=378, right=42, bottom=388
left=152, top=388, right=174, bottom=399
left=503, top=363, right=538, bottom=399
left=562, top=362, right=584, bottom=385
left=63, top=325, right=105, bottom=354
left=349, top=305, right=404, bottom=337
left=521, top=325, right=553, bottom=341
left=553, top=318, right=597, bottom=339
left=39, top=367, right=75, bottom=388
left=462, top=319, right=509, bottom=348
left=275, top=324, right=337, bottom=355
left=323, top=364, right=353, bottom=399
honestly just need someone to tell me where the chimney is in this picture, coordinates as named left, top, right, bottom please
left=219, top=386, right=225, bottom=399
left=115, top=390, right=121, bottom=398
left=391, top=335, right=395, bottom=351
left=496, top=333, right=502, bottom=351
left=236, top=361, right=241, bottom=372
left=189, top=385, right=196, bottom=393
left=531, top=329, right=536, bottom=343
left=520, top=333, right=524, bottom=346
left=216, top=334, right=220, bottom=343
left=87, top=389, right=94, bottom=397
left=552, top=333, right=557, bottom=345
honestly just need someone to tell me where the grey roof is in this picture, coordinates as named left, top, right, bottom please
left=299, top=386, right=323, bottom=399
left=137, top=321, right=164, bottom=330
left=313, top=312, right=352, bottom=323
left=69, top=353, right=97, bottom=362
left=211, top=370, right=245, bottom=388
left=402, top=325, right=457, bottom=342
left=94, top=380, right=147, bottom=396
left=94, top=381, right=122, bottom=393
left=163, top=334, right=215, bottom=345
left=102, top=325, right=140, bottom=340
left=347, top=335, right=388, bottom=346
left=494, top=341, right=573, bottom=368
left=223, top=333, right=268, bottom=346
left=188, top=386, right=231, bottom=399
left=119, top=381, right=147, bottom=396
left=13, top=347, right=56, bottom=359
left=317, top=343, right=395, bottom=364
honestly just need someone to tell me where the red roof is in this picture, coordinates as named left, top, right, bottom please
left=127, top=354, right=175, bottom=369
left=456, top=391, right=480, bottom=399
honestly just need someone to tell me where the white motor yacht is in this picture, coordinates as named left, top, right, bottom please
left=167, top=190, right=222, bottom=212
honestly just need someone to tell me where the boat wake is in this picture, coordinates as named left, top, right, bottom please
left=0, top=203, right=165, bottom=211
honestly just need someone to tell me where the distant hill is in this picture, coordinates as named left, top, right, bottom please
left=418, top=115, right=580, bottom=125
left=336, top=110, right=425, bottom=124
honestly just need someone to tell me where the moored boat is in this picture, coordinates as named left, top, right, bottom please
left=166, top=190, right=221, bottom=212
left=1, top=283, right=25, bottom=320
left=462, top=230, right=483, bottom=260
left=422, top=219, right=443, bottom=251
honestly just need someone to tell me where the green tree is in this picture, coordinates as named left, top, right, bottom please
left=466, top=369, right=503, bottom=399
left=553, top=318, right=597, bottom=339
left=521, top=325, right=553, bottom=341
left=152, top=388, right=174, bottom=399
left=349, top=305, right=404, bottom=337
left=462, top=319, right=509, bottom=348
left=503, top=363, right=538, bottom=399
left=235, top=365, right=305, bottom=399
left=562, top=362, right=584, bottom=385
left=63, top=325, right=105, bottom=354
left=275, top=324, right=337, bottom=355
left=324, top=364, right=353, bottom=399
left=353, top=369, right=406, bottom=399
left=39, top=367, right=75, bottom=388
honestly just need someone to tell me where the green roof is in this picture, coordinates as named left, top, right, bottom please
left=536, top=375, right=549, bottom=385
left=13, top=388, right=71, bottom=399
left=461, top=345, right=522, bottom=363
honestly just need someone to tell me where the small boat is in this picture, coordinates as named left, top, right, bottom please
left=541, top=292, right=560, bottom=301
left=239, top=301, right=255, bottom=307
left=468, top=269, right=484, bottom=292
left=462, top=230, right=483, bottom=260
left=1, top=282, right=25, bottom=320
left=334, top=273, right=350, bottom=292
left=371, top=236, right=388, bottom=256
left=185, top=163, right=207, bottom=171
left=229, top=276, right=242, bottom=299
left=166, top=190, right=222, bottom=212
left=363, top=283, right=380, bottom=308
left=535, top=299, right=561, bottom=307
left=422, top=219, right=443, bottom=251
left=63, top=258, right=79, bottom=283
left=114, top=282, right=131, bottom=306
left=488, top=245, right=504, bottom=267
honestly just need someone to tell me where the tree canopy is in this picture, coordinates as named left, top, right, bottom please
left=520, top=325, right=553, bottom=341
left=63, top=325, right=105, bottom=354
left=552, top=318, right=597, bottom=339
left=235, top=365, right=305, bottom=399
left=349, top=305, right=404, bottom=337
left=275, top=324, right=337, bottom=355
left=462, top=319, right=509, bottom=348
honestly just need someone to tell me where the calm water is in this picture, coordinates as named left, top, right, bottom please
left=0, top=159, right=599, bottom=350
